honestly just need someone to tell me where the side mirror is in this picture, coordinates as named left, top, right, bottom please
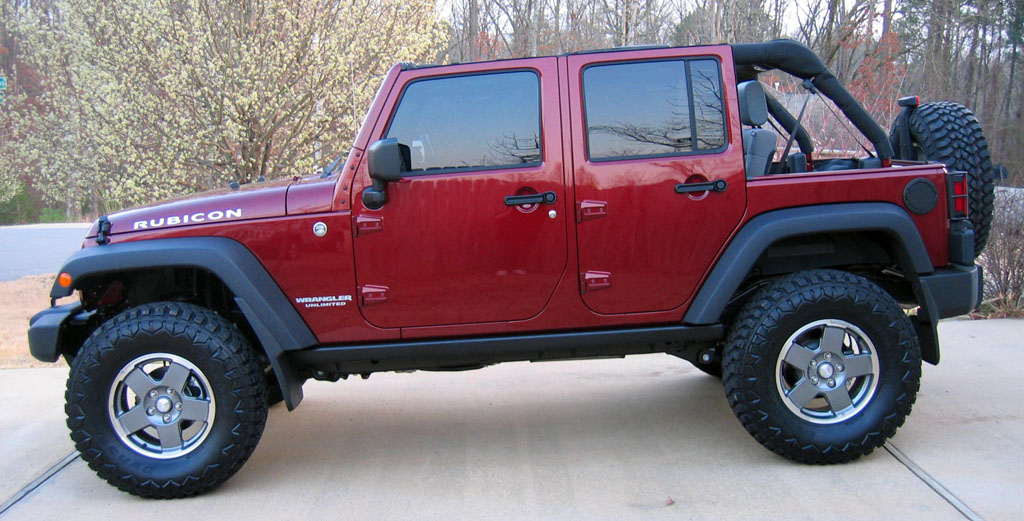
left=363, top=138, right=410, bottom=209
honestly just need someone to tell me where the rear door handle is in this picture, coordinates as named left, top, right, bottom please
left=675, top=180, right=727, bottom=194
left=505, top=191, right=557, bottom=206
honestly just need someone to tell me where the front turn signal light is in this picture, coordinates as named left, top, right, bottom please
left=58, top=272, right=73, bottom=288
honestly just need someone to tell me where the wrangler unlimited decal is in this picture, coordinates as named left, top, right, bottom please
left=295, top=295, right=352, bottom=308
left=133, top=208, right=242, bottom=230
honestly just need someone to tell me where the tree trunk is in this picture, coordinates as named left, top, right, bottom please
left=469, top=0, right=479, bottom=61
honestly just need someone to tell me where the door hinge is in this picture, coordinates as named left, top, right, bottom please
left=576, top=200, right=608, bottom=222
left=580, top=270, right=611, bottom=292
left=354, top=214, right=384, bottom=236
left=359, top=285, right=389, bottom=306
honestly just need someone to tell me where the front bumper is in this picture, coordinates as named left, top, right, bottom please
left=28, top=303, right=82, bottom=363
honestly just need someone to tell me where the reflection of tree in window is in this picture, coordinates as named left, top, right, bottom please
left=386, top=71, right=541, bottom=171
left=690, top=60, right=725, bottom=150
left=583, top=59, right=726, bottom=160
left=585, top=61, right=693, bottom=159
left=489, top=133, right=541, bottom=164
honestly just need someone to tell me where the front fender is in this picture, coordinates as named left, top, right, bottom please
left=46, top=237, right=316, bottom=409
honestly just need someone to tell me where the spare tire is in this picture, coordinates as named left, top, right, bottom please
left=890, top=102, right=995, bottom=256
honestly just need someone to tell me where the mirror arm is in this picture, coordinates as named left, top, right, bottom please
left=362, top=179, right=387, bottom=209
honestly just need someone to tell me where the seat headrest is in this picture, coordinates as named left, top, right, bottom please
left=737, top=81, right=769, bottom=127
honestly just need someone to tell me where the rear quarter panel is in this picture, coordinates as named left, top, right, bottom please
left=744, top=164, right=950, bottom=268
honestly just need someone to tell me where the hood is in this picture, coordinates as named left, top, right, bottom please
left=87, top=176, right=337, bottom=238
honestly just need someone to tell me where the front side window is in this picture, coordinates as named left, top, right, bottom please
left=583, top=58, right=726, bottom=161
left=385, top=71, right=541, bottom=172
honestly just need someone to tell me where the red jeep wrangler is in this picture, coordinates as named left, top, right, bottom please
left=29, top=40, right=991, bottom=498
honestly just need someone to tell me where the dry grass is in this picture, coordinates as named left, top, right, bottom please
left=977, top=187, right=1024, bottom=318
left=0, top=274, right=66, bottom=368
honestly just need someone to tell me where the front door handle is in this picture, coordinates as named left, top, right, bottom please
left=675, top=179, right=728, bottom=194
left=505, top=191, right=557, bottom=206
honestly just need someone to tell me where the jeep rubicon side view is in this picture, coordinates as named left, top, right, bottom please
left=29, top=40, right=990, bottom=498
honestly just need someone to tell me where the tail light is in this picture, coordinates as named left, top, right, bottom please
left=947, top=171, right=968, bottom=219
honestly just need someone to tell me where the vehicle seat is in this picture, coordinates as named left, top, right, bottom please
left=738, top=81, right=777, bottom=178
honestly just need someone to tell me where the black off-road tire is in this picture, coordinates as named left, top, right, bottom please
left=891, top=101, right=995, bottom=256
left=66, top=302, right=267, bottom=498
left=722, top=270, right=921, bottom=464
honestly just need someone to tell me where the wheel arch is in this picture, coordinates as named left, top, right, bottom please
left=685, top=203, right=933, bottom=327
left=48, top=237, right=315, bottom=410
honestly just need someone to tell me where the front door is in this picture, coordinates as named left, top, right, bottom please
left=351, top=59, right=567, bottom=329
left=567, top=48, right=747, bottom=315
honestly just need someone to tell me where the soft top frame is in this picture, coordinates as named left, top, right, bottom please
left=731, top=40, right=894, bottom=160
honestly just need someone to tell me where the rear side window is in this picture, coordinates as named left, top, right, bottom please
left=385, top=71, right=541, bottom=173
left=583, top=58, right=726, bottom=161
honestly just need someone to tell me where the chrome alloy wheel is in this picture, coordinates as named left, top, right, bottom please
left=108, top=353, right=216, bottom=459
left=774, top=319, right=880, bottom=424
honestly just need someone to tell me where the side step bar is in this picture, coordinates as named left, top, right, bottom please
left=288, top=324, right=724, bottom=375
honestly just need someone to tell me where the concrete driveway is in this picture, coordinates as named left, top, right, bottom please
left=1, top=319, right=1021, bottom=520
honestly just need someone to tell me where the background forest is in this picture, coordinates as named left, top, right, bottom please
left=0, top=0, right=1022, bottom=223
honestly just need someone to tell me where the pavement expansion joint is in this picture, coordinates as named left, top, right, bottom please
left=0, top=451, right=80, bottom=518
left=884, top=442, right=984, bottom=521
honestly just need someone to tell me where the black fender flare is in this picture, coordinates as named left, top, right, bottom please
left=49, top=237, right=316, bottom=410
left=684, top=202, right=933, bottom=326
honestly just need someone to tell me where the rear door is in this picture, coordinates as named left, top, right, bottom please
left=351, top=59, right=567, bottom=328
left=567, top=47, right=746, bottom=314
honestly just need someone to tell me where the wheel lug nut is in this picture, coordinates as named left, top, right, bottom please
left=149, top=390, right=158, bottom=398
left=837, top=364, right=844, bottom=372
left=163, top=414, right=171, bottom=422
left=167, top=388, right=174, bottom=395
left=175, top=402, right=182, bottom=410
left=824, top=352, right=832, bottom=360
left=828, top=378, right=836, bottom=387
left=147, top=407, right=156, bottom=415
left=810, top=360, right=817, bottom=367
left=810, top=376, right=819, bottom=384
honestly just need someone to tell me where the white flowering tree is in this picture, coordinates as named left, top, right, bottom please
left=15, top=0, right=446, bottom=216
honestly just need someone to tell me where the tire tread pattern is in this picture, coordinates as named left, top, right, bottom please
left=65, top=301, right=267, bottom=498
left=722, top=270, right=921, bottom=464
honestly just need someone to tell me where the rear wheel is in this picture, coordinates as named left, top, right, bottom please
left=891, top=101, right=995, bottom=256
left=66, top=302, right=267, bottom=498
left=723, top=270, right=920, bottom=463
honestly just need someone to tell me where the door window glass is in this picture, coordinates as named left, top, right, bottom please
left=386, top=71, right=541, bottom=172
left=583, top=58, right=725, bottom=160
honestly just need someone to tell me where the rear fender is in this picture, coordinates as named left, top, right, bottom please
left=684, top=202, right=950, bottom=364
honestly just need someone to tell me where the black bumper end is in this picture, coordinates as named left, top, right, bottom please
left=918, top=264, right=982, bottom=320
left=912, top=264, right=982, bottom=366
left=28, top=303, right=82, bottom=363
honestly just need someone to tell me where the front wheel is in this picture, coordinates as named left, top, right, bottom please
left=723, top=270, right=921, bottom=463
left=66, top=302, right=267, bottom=498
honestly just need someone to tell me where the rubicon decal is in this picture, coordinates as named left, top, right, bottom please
left=133, top=209, right=243, bottom=230
left=294, top=295, right=352, bottom=308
